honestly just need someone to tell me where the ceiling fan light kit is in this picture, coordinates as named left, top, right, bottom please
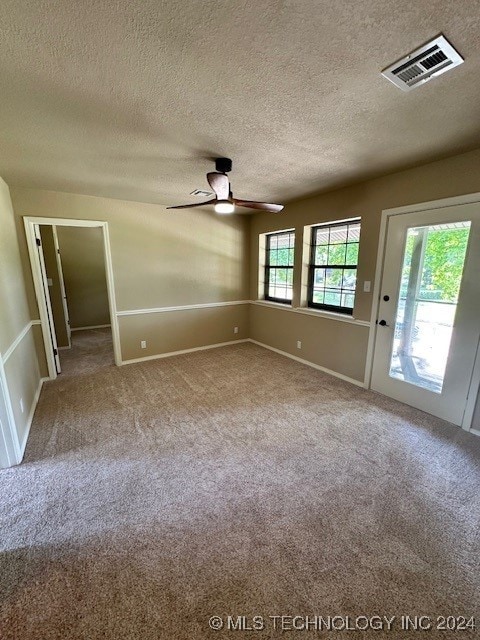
left=167, top=158, right=284, bottom=215
left=214, top=200, right=235, bottom=214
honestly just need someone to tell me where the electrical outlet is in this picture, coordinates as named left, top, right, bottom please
left=141, top=340, right=147, bottom=349
left=234, top=326, right=239, bottom=334
left=20, top=398, right=24, bottom=413
left=297, top=340, right=302, bottom=349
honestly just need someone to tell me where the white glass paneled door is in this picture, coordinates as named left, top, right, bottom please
left=371, top=203, right=480, bottom=426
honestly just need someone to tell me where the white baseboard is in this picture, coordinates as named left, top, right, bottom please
left=71, top=324, right=111, bottom=332
left=469, top=428, right=480, bottom=438
left=121, top=339, right=250, bottom=365
left=19, top=376, right=49, bottom=459
left=248, top=339, right=365, bottom=388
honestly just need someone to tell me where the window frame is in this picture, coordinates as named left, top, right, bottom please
left=264, top=230, right=295, bottom=305
left=307, top=219, right=361, bottom=315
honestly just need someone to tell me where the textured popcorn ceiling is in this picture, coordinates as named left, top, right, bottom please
left=1, top=0, right=480, bottom=207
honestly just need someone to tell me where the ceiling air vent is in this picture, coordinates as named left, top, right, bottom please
left=382, top=35, right=463, bottom=92
left=190, top=189, right=213, bottom=197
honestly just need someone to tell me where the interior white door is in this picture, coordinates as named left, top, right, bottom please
left=52, top=226, right=71, bottom=346
left=371, top=203, right=480, bottom=426
left=34, top=224, right=62, bottom=374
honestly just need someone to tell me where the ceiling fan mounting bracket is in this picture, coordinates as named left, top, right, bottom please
left=215, top=157, right=232, bottom=173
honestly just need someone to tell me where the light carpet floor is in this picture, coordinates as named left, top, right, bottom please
left=1, top=328, right=479, bottom=639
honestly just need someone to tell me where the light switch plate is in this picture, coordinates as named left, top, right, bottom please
left=363, top=280, right=371, bottom=293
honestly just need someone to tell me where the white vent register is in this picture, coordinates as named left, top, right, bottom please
left=382, top=35, right=463, bottom=91
left=190, top=188, right=213, bottom=197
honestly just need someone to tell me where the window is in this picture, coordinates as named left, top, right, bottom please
left=308, top=219, right=360, bottom=314
left=264, top=230, right=294, bottom=304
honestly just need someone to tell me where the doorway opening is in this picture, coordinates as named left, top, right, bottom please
left=24, top=218, right=121, bottom=380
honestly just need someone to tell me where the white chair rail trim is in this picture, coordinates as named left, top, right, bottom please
left=2, top=320, right=41, bottom=364
left=116, top=300, right=251, bottom=316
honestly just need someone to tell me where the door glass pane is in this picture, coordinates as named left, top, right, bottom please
left=389, top=221, right=471, bottom=393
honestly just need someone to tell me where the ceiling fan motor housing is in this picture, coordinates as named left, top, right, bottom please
left=215, top=157, right=232, bottom=173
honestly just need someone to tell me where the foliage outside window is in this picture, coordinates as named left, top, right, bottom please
left=389, top=221, right=471, bottom=394
left=265, top=231, right=294, bottom=304
left=400, top=223, right=470, bottom=302
left=308, top=219, right=360, bottom=314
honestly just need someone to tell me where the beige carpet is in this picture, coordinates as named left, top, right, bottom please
left=1, top=328, right=479, bottom=639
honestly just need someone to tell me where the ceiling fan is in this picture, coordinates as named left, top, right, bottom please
left=167, top=158, right=284, bottom=214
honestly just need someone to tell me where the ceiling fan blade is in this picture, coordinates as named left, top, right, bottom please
left=233, top=199, right=284, bottom=213
left=166, top=199, right=216, bottom=210
left=207, top=172, right=230, bottom=200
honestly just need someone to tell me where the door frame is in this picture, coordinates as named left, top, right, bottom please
left=364, top=192, right=480, bottom=433
left=24, top=217, right=122, bottom=379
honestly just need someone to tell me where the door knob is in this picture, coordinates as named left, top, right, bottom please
left=378, top=319, right=388, bottom=326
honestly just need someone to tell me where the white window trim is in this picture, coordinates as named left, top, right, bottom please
left=261, top=228, right=295, bottom=304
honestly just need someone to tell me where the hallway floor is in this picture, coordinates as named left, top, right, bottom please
left=59, top=327, right=114, bottom=377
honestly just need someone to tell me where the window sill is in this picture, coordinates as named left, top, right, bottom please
left=252, top=300, right=370, bottom=326
left=255, top=299, right=293, bottom=309
left=295, top=306, right=370, bottom=325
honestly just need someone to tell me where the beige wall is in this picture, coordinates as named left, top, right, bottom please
left=40, top=226, right=69, bottom=347
left=10, top=188, right=250, bottom=365
left=0, top=178, right=43, bottom=455
left=3, top=329, right=42, bottom=446
left=250, top=148, right=480, bottom=382
left=0, top=180, right=31, bottom=354
left=56, top=226, right=110, bottom=329
left=250, top=304, right=368, bottom=382
left=120, top=304, right=249, bottom=362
